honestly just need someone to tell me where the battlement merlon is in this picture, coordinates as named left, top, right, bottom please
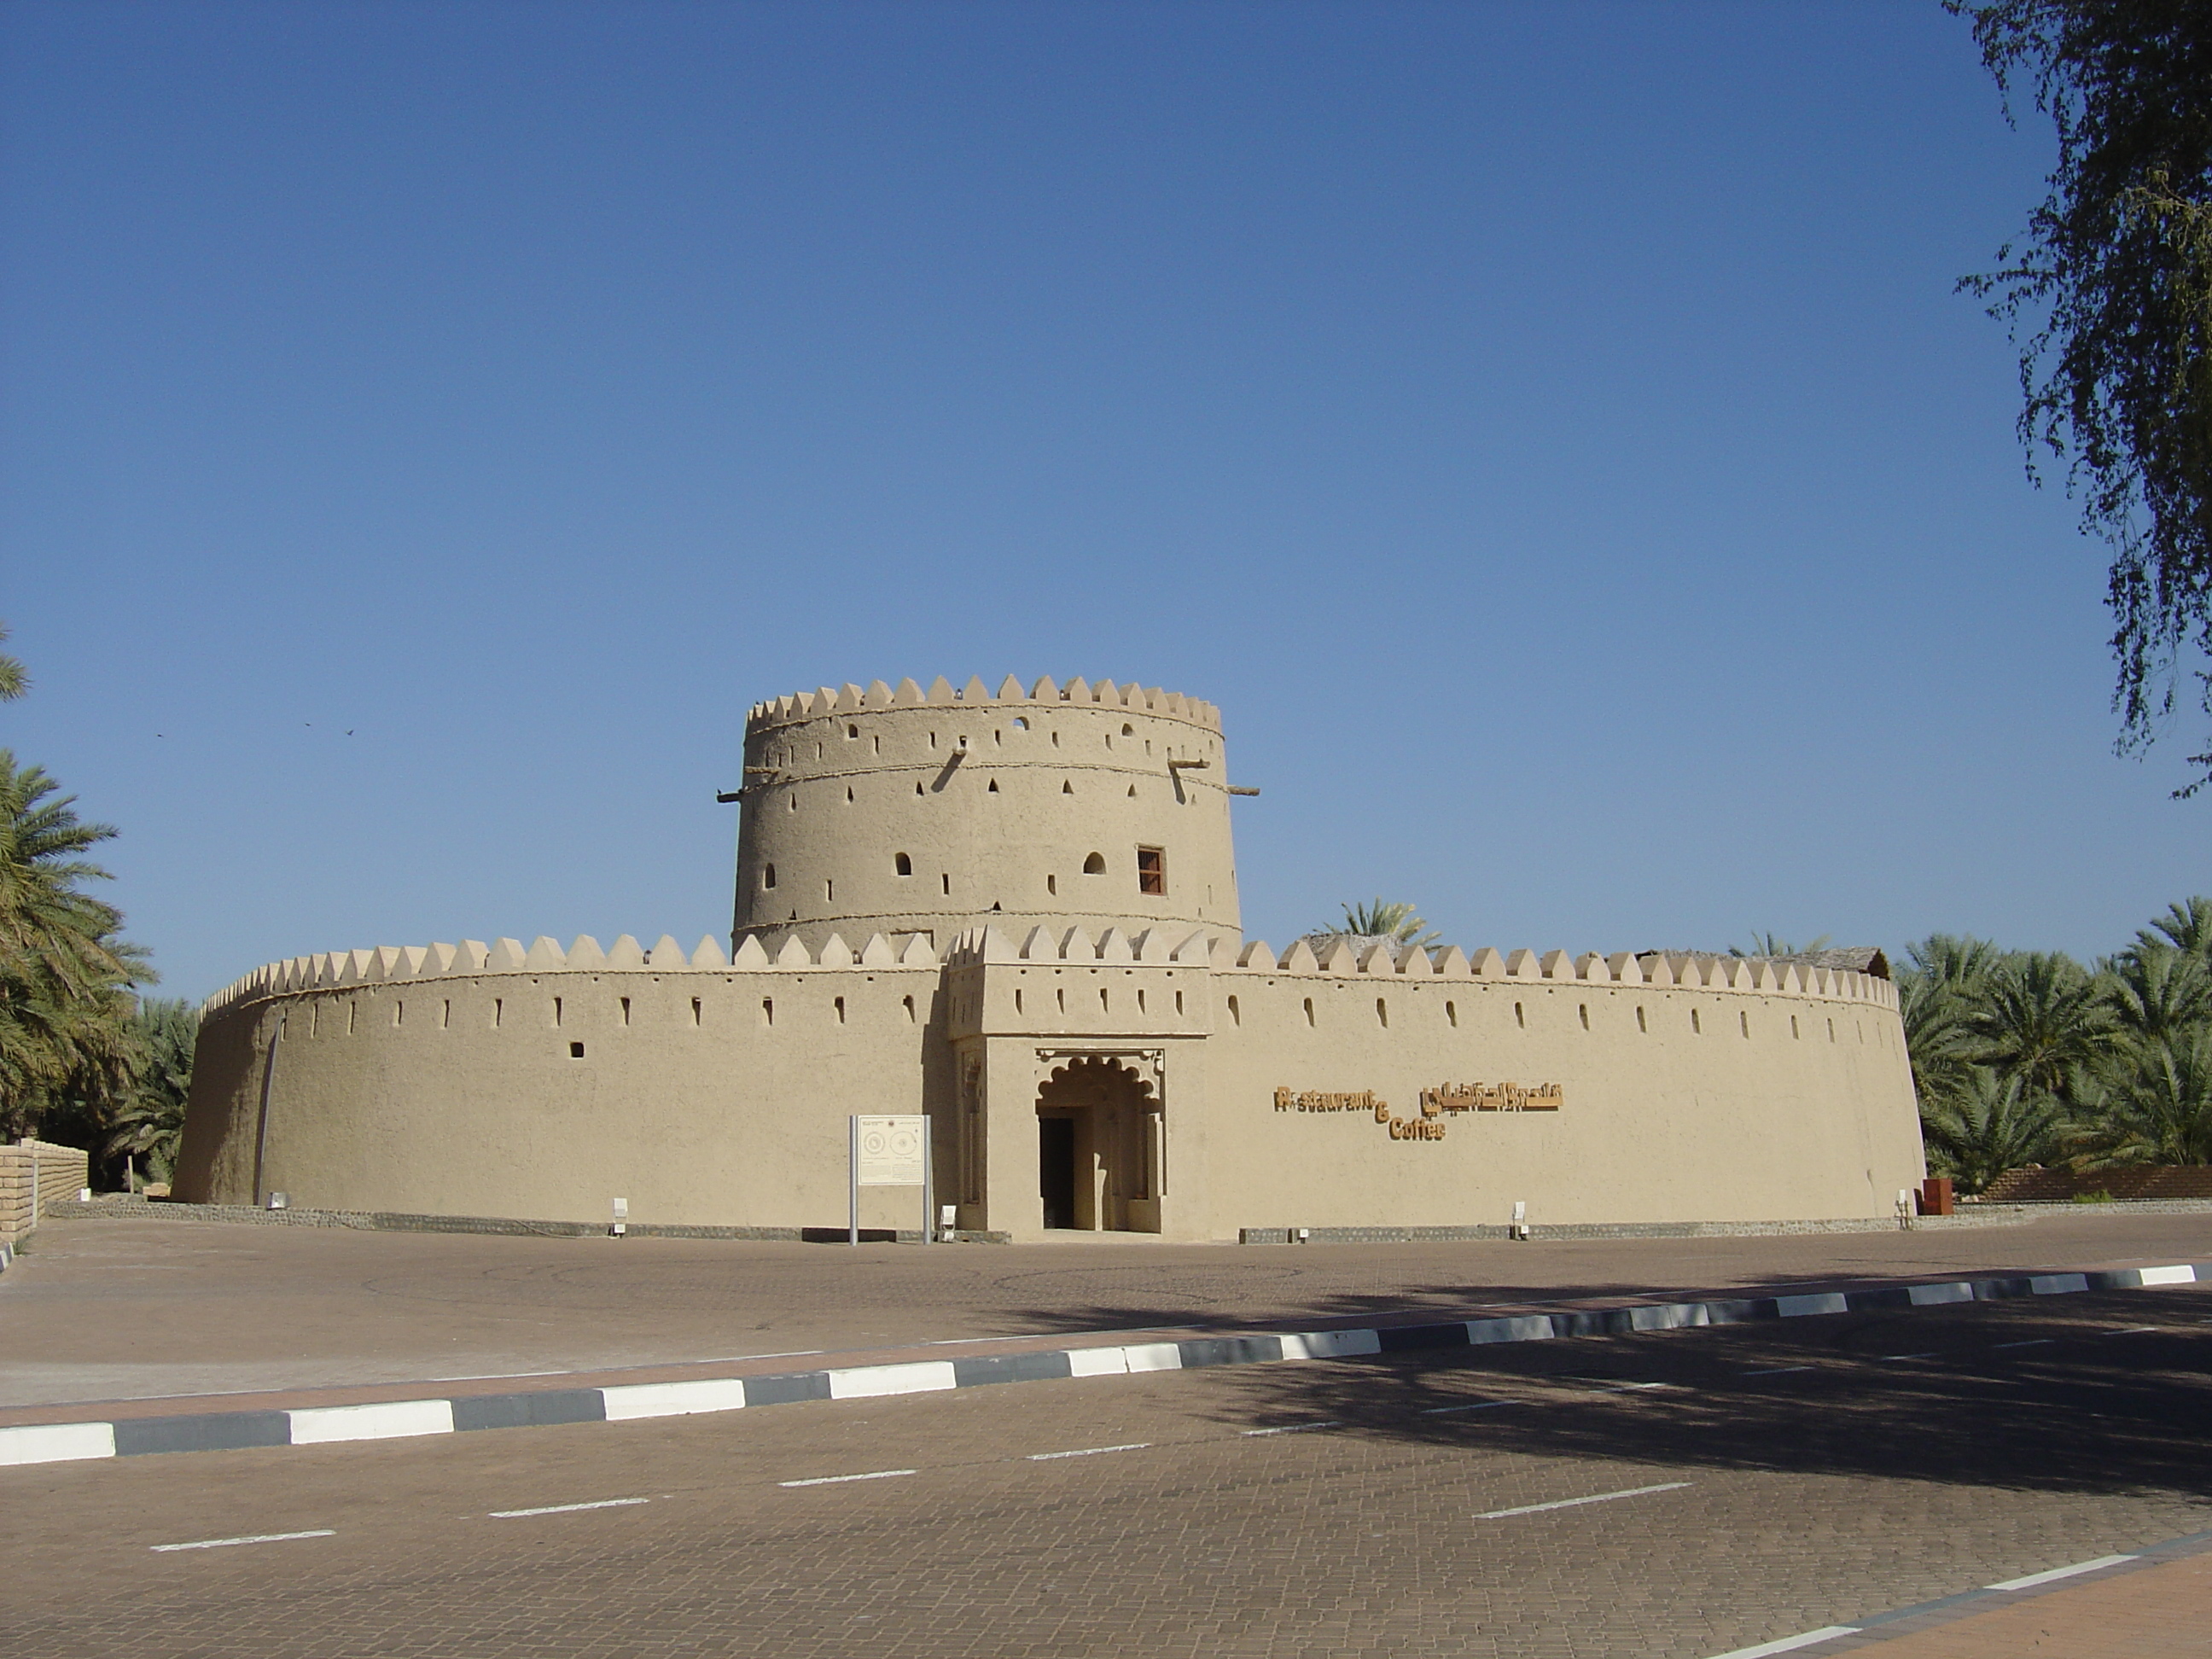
left=746, top=676, right=1222, bottom=732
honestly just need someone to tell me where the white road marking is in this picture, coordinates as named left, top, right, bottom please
left=1240, top=1422, right=1339, bottom=1435
left=1991, top=1339, right=2054, bottom=1350
left=1742, top=1366, right=1815, bottom=1377
left=1587, top=1380, right=1675, bottom=1391
left=1476, top=1481, right=1691, bottom=1519
left=1420, top=1400, right=1518, bottom=1414
left=1703, top=1627, right=1860, bottom=1658
left=2104, top=1326, right=2163, bottom=1336
left=489, top=1498, right=651, bottom=1518
left=1879, top=1352, right=1937, bottom=1361
left=1986, top=1553, right=2138, bottom=1591
left=1026, top=1442, right=1150, bottom=1460
left=777, top=1469, right=916, bottom=1487
left=150, top=1529, right=335, bottom=1552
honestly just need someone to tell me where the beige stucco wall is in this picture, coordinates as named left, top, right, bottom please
left=734, top=676, right=1243, bottom=961
left=174, top=928, right=1923, bottom=1241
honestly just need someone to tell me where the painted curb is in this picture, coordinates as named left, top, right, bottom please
left=2, top=1260, right=2202, bottom=1470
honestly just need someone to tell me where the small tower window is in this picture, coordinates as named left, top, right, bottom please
left=1226, top=994, right=1240, bottom=1025
left=1047, top=874, right=1057, bottom=895
left=1302, top=997, right=1315, bottom=1027
left=941, top=872, right=951, bottom=895
left=1083, top=852, right=1106, bottom=876
left=987, top=779, right=999, bottom=794
left=1137, top=846, right=1166, bottom=895
left=847, top=723, right=858, bottom=738
left=763, top=864, right=777, bottom=890
left=894, top=853, right=912, bottom=876
left=1062, top=780, right=1074, bottom=794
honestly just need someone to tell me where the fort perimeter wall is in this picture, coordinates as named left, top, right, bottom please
left=176, top=927, right=1921, bottom=1241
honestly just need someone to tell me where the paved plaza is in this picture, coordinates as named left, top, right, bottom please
left=3, top=1209, right=2209, bottom=1656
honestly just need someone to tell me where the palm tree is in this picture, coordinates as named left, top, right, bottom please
left=0, top=621, right=24, bottom=702
left=0, top=749, right=152, bottom=1137
left=2075, top=1033, right=2212, bottom=1168
left=1919, top=1069, right=2068, bottom=1194
left=1324, top=899, right=1441, bottom=950
left=1896, top=934, right=2004, bottom=1107
left=2103, top=945, right=2212, bottom=1050
left=1968, top=950, right=2115, bottom=1105
left=2138, top=895, right=2212, bottom=961
left=103, top=998, right=197, bottom=1186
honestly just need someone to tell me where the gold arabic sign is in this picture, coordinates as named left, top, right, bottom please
left=1274, top=1082, right=1564, bottom=1143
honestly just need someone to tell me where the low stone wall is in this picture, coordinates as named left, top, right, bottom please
left=1980, top=1167, right=2212, bottom=1203
left=0, top=1138, right=91, bottom=1246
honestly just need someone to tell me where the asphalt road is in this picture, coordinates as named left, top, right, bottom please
left=6, top=1284, right=2208, bottom=1658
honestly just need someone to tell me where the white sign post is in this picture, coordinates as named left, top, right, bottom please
left=849, top=1115, right=931, bottom=1247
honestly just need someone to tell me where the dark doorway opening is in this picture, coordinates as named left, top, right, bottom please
left=1039, top=1116, right=1077, bottom=1229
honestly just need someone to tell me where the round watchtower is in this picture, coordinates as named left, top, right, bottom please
left=732, top=674, right=1243, bottom=959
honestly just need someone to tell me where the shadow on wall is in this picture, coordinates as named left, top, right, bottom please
left=1167, top=1288, right=2212, bottom=1503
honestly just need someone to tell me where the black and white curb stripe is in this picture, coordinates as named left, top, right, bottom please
left=3, top=1260, right=2199, bottom=1470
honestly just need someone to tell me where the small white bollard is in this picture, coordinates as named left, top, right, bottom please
left=611, top=1196, right=628, bottom=1237
left=1511, top=1200, right=1530, bottom=1241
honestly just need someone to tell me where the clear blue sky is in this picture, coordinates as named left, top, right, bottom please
left=3, top=2, right=2202, bottom=1001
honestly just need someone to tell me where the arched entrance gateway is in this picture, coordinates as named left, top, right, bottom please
left=1035, top=1057, right=1161, bottom=1231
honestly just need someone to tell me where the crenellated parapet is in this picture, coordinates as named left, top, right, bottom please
left=1219, top=940, right=1896, bottom=1009
left=196, top=928, right=950, bottom=1019
left=747, top=675, right=1221, bottom=732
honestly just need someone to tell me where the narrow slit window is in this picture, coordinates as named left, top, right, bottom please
left=1137, top=988, right=1146, bottom=1013
left=1741, top=1010, right=1751, bottom=1038
left=347, top=1000, right=357, bottom=1035
left=941, top=872, right=951, bottom=895
left=1514, top=1001, right=1524, bottom=1029
left=1047, top=873, right=1057, bottom=895
left=690, top=998, right=702, bottom=1027
left=1136, top=846, right=1166, bottom=895
left=902, top=994, right=916, bottom=1023
left=835, top=996, right=846, bottom=1024
left=787, top=794, right=795, bottom=812
left=1376, top=998, right=1388, bottom=1027
left=1637, top=1005, right=1647, bottom=1033
left=846, top=786, right=854, bottom=803
left=763, top=864, right=777, bottom=890
left=393, top=1001, right=403, bottom=1027
left=493, top=998, right=503, bottom=1029
left=825, top=877, right=835, bottom=902
left=1226, top=993, right=1240, bottom=1025
left=1057, top=987, right=1066, bottom=1013
left=1790, top=1015, right=1800, bottom=1039
left=1446, top=1000, right=1458, bottom=1027
left=620, top=997, right=632, bottom=1027
left=1014, top=988, right=1024, bottom=1014
left=1302, top=997, right=1315, bottom=1027
left=1174, top=989, right=1185, bottom=1015
left=439, top=999, right=450, bottom=1029
left=1578, top=1003, right=1589, bottom=1030
left=553, top=997, right=563, bottom=1027
left=1827, top=1018, right=1835, bottom=1042
left=762, top=998, right=774, bottom=1026
left=1100, top=987, right=1109, bottom=1012
left=1691, top=1008, right=1702, bottom=1034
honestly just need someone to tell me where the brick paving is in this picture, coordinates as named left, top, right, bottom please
left=3, top=1284, right=2207, bottom=1657
left=1837, top=1551, right=2212, bottom=1655
left=7, top=1208, right=2209, bottom=1410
